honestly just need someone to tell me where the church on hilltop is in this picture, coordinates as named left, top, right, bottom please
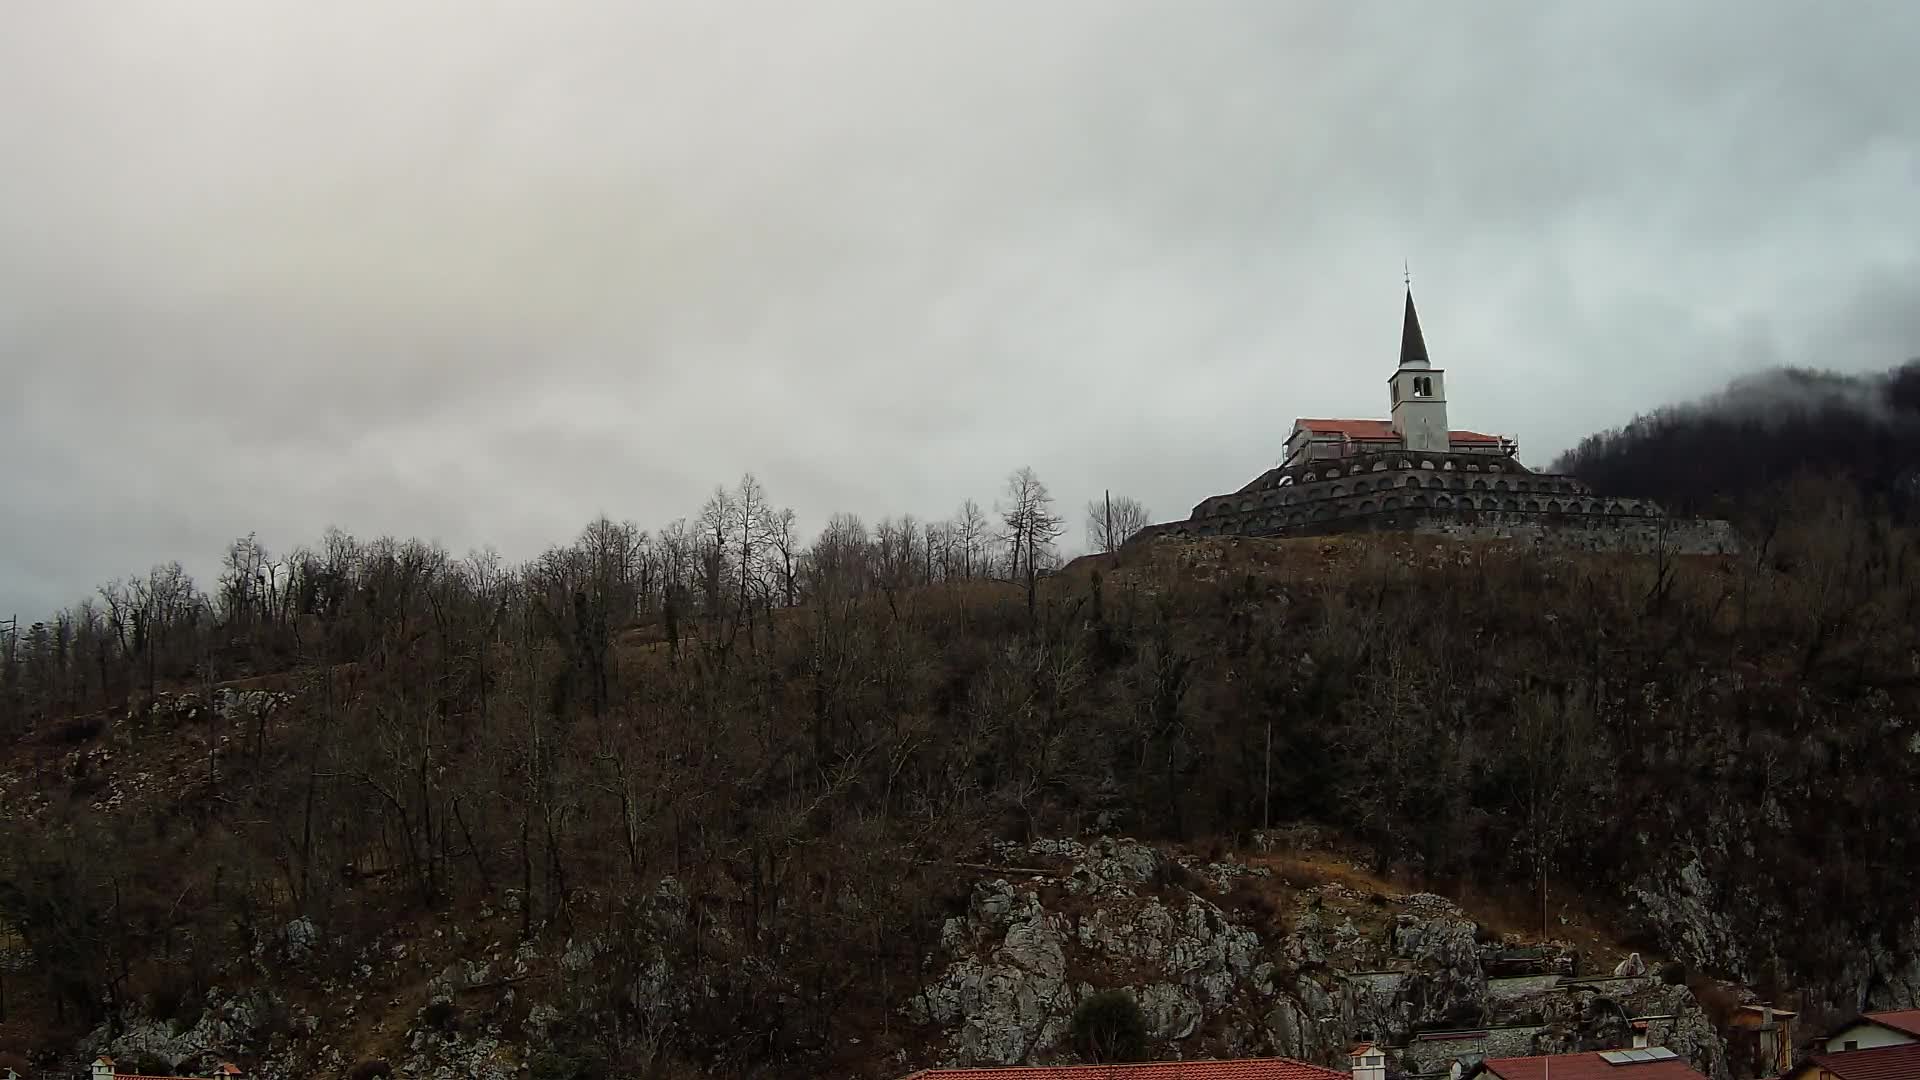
left=1131, top=288, right=1737, bottom=554
left=1281, top=290, right=1515, bottom=466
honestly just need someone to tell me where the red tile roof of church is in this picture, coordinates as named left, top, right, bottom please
left=1294, top=418, right=1504, bottom=445
left=1297, top=418, right=1399, bottom=439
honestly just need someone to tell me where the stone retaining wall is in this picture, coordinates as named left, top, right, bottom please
left=1410, top=511, right=1738, bottom=556
left=1138, top=506, right=1738, bottom=556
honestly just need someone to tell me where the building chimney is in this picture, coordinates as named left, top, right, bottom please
left=92, top=1057, right=117, bottom=1080
left=1351, top=1043, right=1387, bottom=1080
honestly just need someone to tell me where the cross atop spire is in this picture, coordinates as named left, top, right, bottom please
left=1399, top=286, right=1431, bottom=369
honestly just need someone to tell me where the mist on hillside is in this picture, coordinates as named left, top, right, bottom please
left=1553, top=359, right=1920, bottom=517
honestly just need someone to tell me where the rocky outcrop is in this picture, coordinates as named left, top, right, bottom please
left=911, top=839, right=1279, bottom=1066
left=70, top=836, right=1759, bottom=1080
left=1630, top=853, right=1751, bottom=981
left=906, top=838, right=1739, bottom=1080
left=85, top=990, right=289, bottom=1075
left=914, top=878, right=1077, bottom=1064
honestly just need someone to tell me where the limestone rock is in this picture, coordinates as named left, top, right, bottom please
left=1661, top=984, right=1731, bottom=1080
left=1392, top=915, right=1488, bottom=1026
left=1078, top=898, right=1258, bottom=1003
left=1068, top=837, right=1163, bottom=897
left=403, top=1031, right=517, bottom=1080
left=1133, top=983, right=1204, bottom=1041
left=86, top=989, right=286, bottom=1073
left=1864, top=918, right=1920, bottom=1009
left=427, top=959, right=493, bottom=1005
left=561, top=932, right=608, bottom=975
left=1629, top=854, right=1749, bottom=981
left=911, top=846, right=1273, bottom=1066
left=912, top=881, right=1075, bottom=1065
left=1263, top=997, right=1319, bottom=1059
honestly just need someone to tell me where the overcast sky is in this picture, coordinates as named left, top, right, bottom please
left=3, top=1, right=1917, bottom=617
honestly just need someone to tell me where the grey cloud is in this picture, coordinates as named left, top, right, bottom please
left=3, top=0, right=1918, bottom=616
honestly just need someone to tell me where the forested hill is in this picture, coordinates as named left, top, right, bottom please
left=1553, top=359, right=1920, bottom=519
left=0, top=496, right=1917, bottom=1077
left=0, top=369, right=1918, bottom=1077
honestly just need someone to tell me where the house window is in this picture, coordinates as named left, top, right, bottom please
left=1845, top=1041, right=1858, bottom=1051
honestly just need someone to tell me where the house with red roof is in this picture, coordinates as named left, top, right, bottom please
left=1812, top=1008, right=1920, bottom=1054
left=90, top=1057, right=243, bottom=1080
left=1783, top=1041, right=1920, bottom=1080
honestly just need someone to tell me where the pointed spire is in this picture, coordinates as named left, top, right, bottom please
left=1399, top=286, right=1431, bottom=369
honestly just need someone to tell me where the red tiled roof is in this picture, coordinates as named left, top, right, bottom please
left=1296, top=419, right=1398, bottom=439
left=97, top=1064, right=240, bottom=1080
left=901, top=1057, right=1346, bottom=1080
left=95, top=1055, right=239, bottom=1080
left=1811, top=1042, right=1920, bottom=1080
left=1292, top=419, right=1505, bottom=445
left=1862, top=1008, right=1920, bottom=1037
left=1482, top=1051, right=1707, bottom=1080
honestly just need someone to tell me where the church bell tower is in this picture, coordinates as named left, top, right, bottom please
left=1389, top=287, right=1450, bottom=452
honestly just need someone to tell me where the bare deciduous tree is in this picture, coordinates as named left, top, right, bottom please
left=955, top=499, right=988, bottom=580
left=998, top=467, right=1065, bottom=617
left=1085, top=493, right=1151, bottom=554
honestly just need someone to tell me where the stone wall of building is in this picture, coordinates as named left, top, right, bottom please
left=1408, top=511, right=1739, bottom=556
left=1133, top=447, right=1739, bottom=556
left=1396, top=1025, right=1550, bottom=1076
